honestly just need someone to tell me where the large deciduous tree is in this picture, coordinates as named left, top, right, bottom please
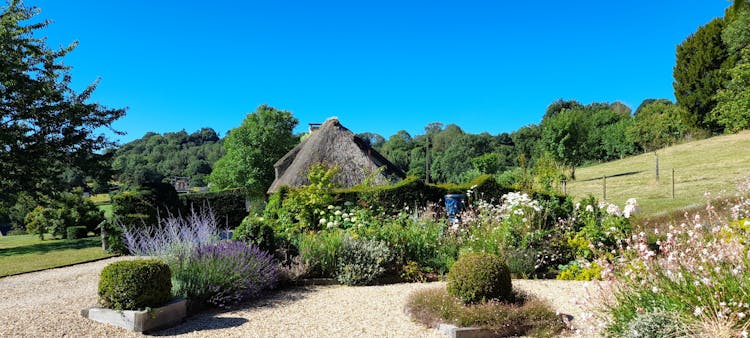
left=0, top=1, right=125, bottom=203
left=208, top=104, right=298, bottom=198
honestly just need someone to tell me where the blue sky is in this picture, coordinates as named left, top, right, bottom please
left=31, top=0, right=729, bottom=144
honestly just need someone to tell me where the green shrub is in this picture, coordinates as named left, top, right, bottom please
left=297, top=230, right=344, bottom=277
left=336, top=237, right=392, bottom=286
left=24, top=206, right=63, bottom=239
left=406, top=287, right=564, bottom=337
left=447, top=252, right=512, bottom=304
left=400, top=261, right=432, bottom=282
left=233, top=216, right=276, bottom=253
left=112, top=183, right=180, bottom=227
left=98, top=259, right=172, bottom=310
left=179, top=188, right=247, bottom=229
left=6, top=229, right=27, bottom=236
left=102, top=219, right=127, bottom=254
left=66, top=226, right=89, bottom=240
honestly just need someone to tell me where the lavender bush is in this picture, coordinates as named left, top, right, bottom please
left=171, top=241, right=279, bottom=308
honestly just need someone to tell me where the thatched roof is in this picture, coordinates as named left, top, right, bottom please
left=267, top=118, right=406, bottom=193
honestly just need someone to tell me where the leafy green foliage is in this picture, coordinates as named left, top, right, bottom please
left=112, top=182, right=179, bottom=227
left=233, top=216, right=276, bottom=253
left=179, top=188, right=248, bottom=229
left=447, top=252, right=512, bottom=304
left=296, top=230, right=345, bottom=277
left=98, top=259, right=172, bottom=310
left=278, top=164, right=340, bottom=231
left=208, top=104, right=298, bottom=197
left=0, top=1, right=124, bottom=203
left=112, top=128, right=224, bottom=187
left=673, top=17, right=732, bottom=132
left=24, top=206, right=62, bottom=239
left=335, top=237, right=392, bottom=286
left=628, top=100, right=694, bottom=151
left=710, top=63, right=750, bottom=133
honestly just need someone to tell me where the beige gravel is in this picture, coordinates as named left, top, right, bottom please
left=0, top=258, right=600, bottom=337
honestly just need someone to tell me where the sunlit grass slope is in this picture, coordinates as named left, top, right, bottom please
left=565, top=131, right=750, bottom=218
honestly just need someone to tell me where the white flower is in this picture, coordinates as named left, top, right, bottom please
left=326, top=221, right=334, bottom=228
left=327, top=205, right=334, bottom=210
left=319, top=218, right=327, bottom=224
left=694, top=306, right=703, bottom=316
left=585, top=205, right=594, bottom=212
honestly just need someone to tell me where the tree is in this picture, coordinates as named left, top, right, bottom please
left=709, top=62, right=750, bottom=133
left=543, top=99, right=583, bottom=121
left=208, top=104, right=298, bottom=197
left=627, top=100, right=692, bottom=151
left=539, top=109, right=588, bottom=179
left=673, top=18, right=732, bottom=132
left=0, top=1, right=124, bottom=203
left=708, top=6, right=750, bottom=133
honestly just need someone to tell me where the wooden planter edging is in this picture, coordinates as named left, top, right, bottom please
left=82, top=298, right=186, bottom=332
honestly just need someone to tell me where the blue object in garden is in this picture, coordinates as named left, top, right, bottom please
left=445, top=194, right=467, bottom=223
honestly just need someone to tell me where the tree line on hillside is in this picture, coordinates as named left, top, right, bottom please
left=112, top=128, right=225, bottom=188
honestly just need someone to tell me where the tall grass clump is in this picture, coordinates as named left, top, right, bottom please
left=595, top=178, right=750, bottom=337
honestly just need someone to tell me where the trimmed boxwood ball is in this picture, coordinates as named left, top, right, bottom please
left=447, top=252, right=512, bottom=304
left=98, top=259, right=172, bottom=310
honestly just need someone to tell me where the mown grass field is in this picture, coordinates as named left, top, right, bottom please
left=565, top=131, right=750, bottom=218
left=0, top=235, right=114, bottom=277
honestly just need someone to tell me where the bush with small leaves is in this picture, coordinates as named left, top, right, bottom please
left=233, top=216, right=276, bottom=254
left=335, top=237, right=392, bottom=286
left=626, top=310, right=686, bottom=338
left=98, top=259, right=172, bottom=310
left=447, top=252, right=512, bottom=304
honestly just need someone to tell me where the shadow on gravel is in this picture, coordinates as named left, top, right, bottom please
left=150, top=317, right=249, bottom=335
left=150, top=286, right=317, bottom=335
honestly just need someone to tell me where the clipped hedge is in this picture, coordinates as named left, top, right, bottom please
left=267, top=174, right=571, bottom=221
left=98, top=259, right=172, bottom=310
left=112, top=182, right=180, bottom=227
left=179, top=188, right=247, bottom=229
left=447, top=252, right=512, bottom=304
left=66, top=226, right=88, bottom=240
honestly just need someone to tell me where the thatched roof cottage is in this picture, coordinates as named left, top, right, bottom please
left=267, top=118, right=406, bottom=193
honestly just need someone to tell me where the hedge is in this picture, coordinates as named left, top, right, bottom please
left=268, top=174, right=569, bottom=217
left=179, top=188, right=247, bottom=229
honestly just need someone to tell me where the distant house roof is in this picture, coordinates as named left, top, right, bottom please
left=267, top=118, right=406, bottom=193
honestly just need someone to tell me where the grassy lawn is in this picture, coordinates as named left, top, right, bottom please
left=89, top=193, right=111, bottom=204
left=565, top=130, right=750, bottom=218
left=0, top=234, right=115, bottom=277
left=97, top=203, right=113, bottom=219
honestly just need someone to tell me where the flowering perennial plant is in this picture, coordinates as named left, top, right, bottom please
left=592, top=182, right=750, bottom=336
left=171, top=241, right=278, bottom=308
left=122, top=207, right=219, bottom=258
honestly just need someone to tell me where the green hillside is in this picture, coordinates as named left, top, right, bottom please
left=565, top=131, right=750, bottom=218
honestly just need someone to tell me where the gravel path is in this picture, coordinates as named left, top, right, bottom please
left=0, top=258, right=600, bottom=337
